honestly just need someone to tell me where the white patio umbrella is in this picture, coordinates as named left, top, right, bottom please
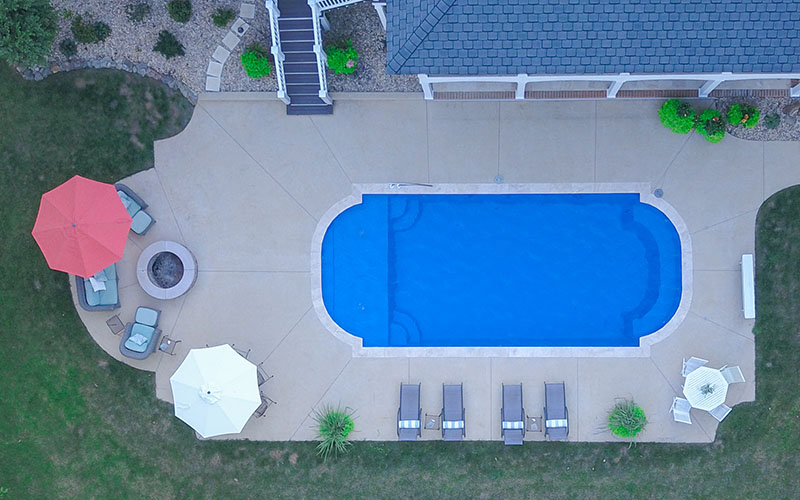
left=169, top=344, right=261, bottom=438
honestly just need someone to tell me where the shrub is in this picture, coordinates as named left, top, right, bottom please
left=696, top=108, right=725, bottom=143
left=658, top=98, right=696, bottom=134
left=241, top=43, right=272, bottom=78
left=153, top=30, right=184, bottom=59
left=765, top=112, right=781, bottom=130
left=211, top=8, right=235, bottom=27
left=325, top=40, right=358, bottom=74
left=314, top=406, right=354, bottom=461
left=167, top=0, right=192, bottom=23
left=125, top=3, right=152, bottom=23
left=608, top=399, right=647, bottom=438
left=727, top=103, right=760, bottom=129
left=71, top=15, right=111, bottom=44
left=0, top=0, right=58, bottom=66
left=59, top=38, right=77, bottom=57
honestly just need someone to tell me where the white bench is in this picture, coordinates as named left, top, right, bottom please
left=741, top=254, right=756, bottom=319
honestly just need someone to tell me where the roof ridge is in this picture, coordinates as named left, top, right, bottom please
left=387, top=0, right=457, bottom=73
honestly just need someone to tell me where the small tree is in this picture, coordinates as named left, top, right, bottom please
left=0, top=0, right=58, bottom=66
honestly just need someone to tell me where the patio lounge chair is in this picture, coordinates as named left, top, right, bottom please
left=681, top=356, right=709, bottom=377
left=115, top=183, right=156, bottom=235
left=254, top=392, right=276, bottom=418
left=442, top=384, right=465, bottom=441
left=501, top=384, right=525, bottom=446
left=720, top=366, right=745, bottom=384
left=710, top=403, right=732, bottom=422
left=544, top=382, right=569, bottom=441
left=119, top=307, right=162, bottom=360
left=670, top=397, right=692, bottom=424
left=75, top=263, right=120, bottom=311
left=397, top=383, right=421, bottom=441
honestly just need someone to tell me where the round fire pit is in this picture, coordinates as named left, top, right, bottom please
left=137, top=241, right=197, bottom=299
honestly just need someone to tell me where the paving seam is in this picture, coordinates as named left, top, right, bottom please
left=262, top=305, right=314, bottom=361
left=647, top=356, right=713, bottom=442
left=687, top=310, right=755, bottom=342
left=289, top=358, right=352, bottom=440
left=152, top=165, right=189, bottom=245
left=654, top=131, right=694, bottom=189
left=308, top=115, right=353, bottom=184
left=689, top=208, right=758, bottom=234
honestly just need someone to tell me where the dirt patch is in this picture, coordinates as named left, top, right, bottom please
left=269, top=449, right=286, bottom=462
left=74, top=78, right=86, bottom=88
left=210, top=454, right=222, bottom=467
left=97, top=359, right=108, bottom=368
left=129, top=135, right=145, bottom=149
left=288, top=453, right=298, bottom=465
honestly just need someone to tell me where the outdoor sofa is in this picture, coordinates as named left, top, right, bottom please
left=397, top=383, right=422, bottom=441
left=544, top=382, right=569, bottom=441
left=501, top=384, right=526, bottom=445
left=75, top=263, right=120, bottom=311
left=119, top=306, right=161, bottom=360
left=442, top=384, right=465, bottom=441
left=115, top=183, right=155, bottom=235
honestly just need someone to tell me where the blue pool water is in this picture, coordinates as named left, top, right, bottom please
left=321, top=194, right=682, bottom=347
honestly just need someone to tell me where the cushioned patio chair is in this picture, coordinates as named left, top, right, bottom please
left=115, top=183, right=155, bottom=235
left=119, top=307, right=162, bottom=360
left=442, top=384, right=465, bottom=441
left=710, top=403, right=732, bottom=422
left=681, top=356, right=709, bottom=377
left=720, top=365, right=745, bottom=384
left=544, top=382, right=569, bottom=441
left=397, top=383, right=421, bottom=441
left=75, top=263, right=120, bottom=311
left=501, top=384, right=526, bottom=446
left=670, top=397, right=692, bottom=424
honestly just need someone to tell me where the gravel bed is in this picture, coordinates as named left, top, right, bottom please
left=714, top=97, right=800, bottom=141
left=323, top=3, right=420, bottom=92
left=220, top=5, right=276, bottom=92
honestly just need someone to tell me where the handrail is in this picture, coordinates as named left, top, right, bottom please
left=308, top=1, right=332, bottom=104
left=309, top=0, right=366, bottom=12
left=265, top=0, right=290, bottom=104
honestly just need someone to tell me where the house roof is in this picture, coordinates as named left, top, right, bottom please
left=386, top=0, right=800, bottom=75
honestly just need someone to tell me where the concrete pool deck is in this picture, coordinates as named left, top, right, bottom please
left=73, top=93, right=800, bottom=443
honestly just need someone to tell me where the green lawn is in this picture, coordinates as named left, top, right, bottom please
left=1, top=64, right=799, bottom=499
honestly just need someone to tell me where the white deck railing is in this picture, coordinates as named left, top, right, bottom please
left=308, top=0, right=332, bottom=104
left=309, top=0, right=365, bottom=12
left=265, top=0, right=290, bottom=104
left=418, top=72, right=800, bottom=100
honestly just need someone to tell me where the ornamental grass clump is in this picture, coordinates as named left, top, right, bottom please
left=313, top=406, right=354, bottom=461
left=153, top=30, right=184, bottom=59
left=71, top=14, right=111, bottom=44
left=765, top=112, right=781, bottom=130
left=167, top=0, right=191, bottom=23
left=727, top=103, right=760, bottom=129
left=658, top=98, right=696, bottom=134
left=211, top=8, right=235, bottom=27
left=696, top=108, right=725, bottom=143
left=240, top=43, right=272, bottom=78
left=608, top=399, right=647, bottom=439
left=0, top=0, right=58, bottom=66
left=325, top=40, right=358, bottom=74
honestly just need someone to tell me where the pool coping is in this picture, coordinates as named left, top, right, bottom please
left=310, top=182, right=693, bottom=358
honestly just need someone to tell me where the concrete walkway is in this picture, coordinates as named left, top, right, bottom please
left=73, top=93, right=800, bottom=443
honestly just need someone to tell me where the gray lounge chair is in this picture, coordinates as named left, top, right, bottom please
left=442, top=384, right=465, bottom=441
left=115, top=183, right=156, bottom=235
left=501, top=384, right=525, bottom=445
left=397, top=383, right=421, bottom=441
left=544, top=382, right=569, bottom=441
left=119, top=307, right=162, bottom=360
left=75, top=263, right=120, bottom=311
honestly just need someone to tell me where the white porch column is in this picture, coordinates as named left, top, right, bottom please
left=698, top=72, right=731, bottom=97
left=606, top=73, right=629, bottom=98
left=372, top=2, right=387, bottom=30
left=515, top=74, right=527, bottom=99
left=418, top=74, right=433, bottom=100
left=791, top=80, right=800, bottom=98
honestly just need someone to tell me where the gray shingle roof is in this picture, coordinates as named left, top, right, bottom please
left=386, top=0, right=800, bottom=75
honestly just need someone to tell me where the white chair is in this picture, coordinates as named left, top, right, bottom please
left=710, top=403, right=732, bottom=422
left=670, top=397, right=692, bottom=424
left=681, top=356, right=709, bottom=377
left=720, top=365, right=745, bottom=384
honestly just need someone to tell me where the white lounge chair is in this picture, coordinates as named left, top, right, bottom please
left=681, top=356, right=709, bottom=377
left=720, top=366, right=745, bottom=384
left=670, top=397, right=692, bottom=424
left=710, top=403, right=732, bottom=422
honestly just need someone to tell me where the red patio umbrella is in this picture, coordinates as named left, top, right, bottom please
left=32, top=175, right=132, bottom=278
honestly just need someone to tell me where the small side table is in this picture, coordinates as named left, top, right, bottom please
left=159, top=336, right=181, bottom=355
left=424, top=413, right=441, bottom=430
left=527, top=416, right=543, bottom=432
left=106, top=315, right=124, bottom=335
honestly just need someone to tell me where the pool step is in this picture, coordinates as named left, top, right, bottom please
left=389, top=198, right=422, bottom=232
left=389, top=310, right=421, bottom=346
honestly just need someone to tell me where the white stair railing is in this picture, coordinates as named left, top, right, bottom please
left=265, top=0, right=290, bottom=104
left=308, top=0, right=332, bottom=104
left=309, top=0, right=366, bottom=11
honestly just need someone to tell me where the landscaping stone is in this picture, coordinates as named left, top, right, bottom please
left=231, top=18, right=249, bottom=36
left=715, top=97, right=800, bottom=141
left=205, top=76, right=221, bottom=92
left=212, top=46, right=231, bottom=64
left=207, top=61, right=223, bottom=78
left=222, top=31, right=240, bottom=51
left=240, top=3, right=256, bottom=19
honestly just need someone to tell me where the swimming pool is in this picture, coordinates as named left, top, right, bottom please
left=320, top=193, right=682, bottom=348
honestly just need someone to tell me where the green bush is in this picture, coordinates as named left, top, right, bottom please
left=167, top=0, right=191, bottom=23
left=153, top=30, right=184, bottom=59
left=58, top=38, right=77, bottom=57
left=727, top=103, right=760, bottom=129
left=325, top=40, right=358, bottom=75
left=696, top=109, right=725, bottom=143
left=125, top=3, right=152, bottom=23
left=211, top=8, right=235, bottom=27
left=765, top=112, right=781, bottom=130
left=241, top=43, right=272, bottom=78
left=0, top=0, right=58, bottom=66
left=71, top=15, right=111, bottom=44
left=658, top=98, right=696, bottom=134
left=608, top=399, right=647, bottom=438
left=313, top=406, right=354, bottom=461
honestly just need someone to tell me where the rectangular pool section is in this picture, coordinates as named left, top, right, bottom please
left=321, top=194, right=682, bottom=347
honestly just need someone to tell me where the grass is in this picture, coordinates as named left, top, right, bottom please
left=1, top=63, right=799, bottom=498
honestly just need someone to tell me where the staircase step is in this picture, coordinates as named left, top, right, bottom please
left=278, top=19, right=313, bottom=30
left=284, top=51, right=317, bottom=63
left=287, top=104, right=333, bottom=115
left=290, top=94, right=329, bottom=105
left=284, top=62, right=318, bottom=73
left=277, top=3, right=312, bottom=18
left=280, top=29, right=315, bottom=42
left=285, top=72, right=319, bottom=84
left=286, top=84, right=321, bottom=94
left=282, top=41, right=314, bottom=53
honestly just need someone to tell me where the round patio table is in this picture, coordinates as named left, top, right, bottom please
left=683, top=366, right=728, bottom=411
